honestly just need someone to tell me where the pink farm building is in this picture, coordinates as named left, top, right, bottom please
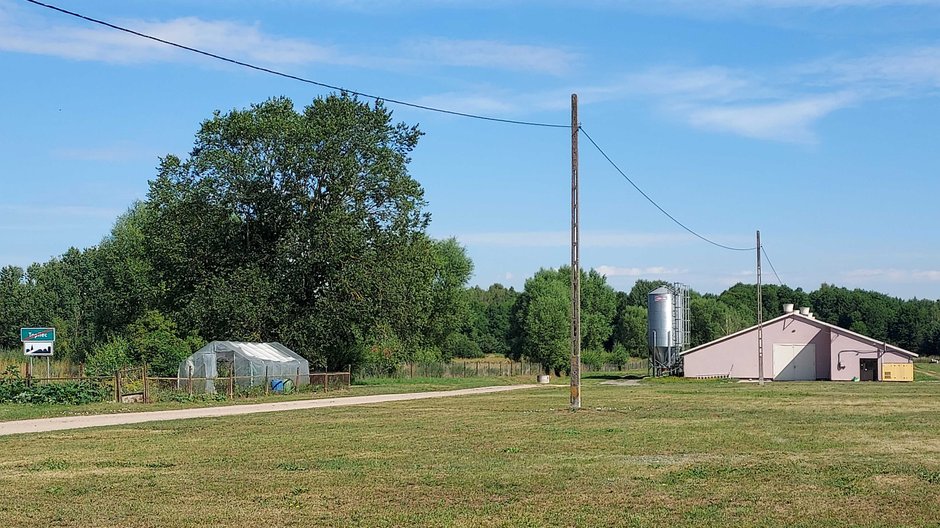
left=681, top=305, right=916, bottom=381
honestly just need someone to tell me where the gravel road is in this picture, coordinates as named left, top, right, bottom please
left=0, top=384, right=545, bottom=437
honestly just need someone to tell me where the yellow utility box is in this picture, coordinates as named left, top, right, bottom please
left=881, top=363, right=914, bottom=382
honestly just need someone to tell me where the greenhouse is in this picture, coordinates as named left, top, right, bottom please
left=178, top=341, right=310, bottom=393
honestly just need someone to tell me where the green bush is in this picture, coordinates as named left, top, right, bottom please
left=445, top=333, right=483, bottom=359
left=610, top=343, right=631, bottom=369
left=581, top=349, right=607, bottom=370
left=0, top=366, right=110, bottom=405
left=85, top=336, right=132, bottom=376
left=128, top=311, right=193, bottom=376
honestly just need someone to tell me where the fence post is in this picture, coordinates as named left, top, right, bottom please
left=510, top=362, right=514, bottom=376
left=115, top=369, right=122, bottom=403
left=143, top=363, right=150, bottom=403
left=228, top=368, right=234, bottom=399
left=295, top=367, right=300, bottom=392
left=25, top=361, right=31, bottom=387
left=79, top=362, right=85, bottom=380
left=188, top=365, right=193, bottom=397
left=410, top=362, right=414, bottom=378
left=264, top=365, right=270, bottom=395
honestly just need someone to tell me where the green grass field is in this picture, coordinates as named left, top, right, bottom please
left=1, top=377, right=939, bottom=527
left=0, top=375, right=529, bottom=422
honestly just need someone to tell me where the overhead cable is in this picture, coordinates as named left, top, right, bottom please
left=578, top=125, right=756, bottom=252
left=761, top=246, right=784, bottom=286
left=24, top=0, right=568, bottom=129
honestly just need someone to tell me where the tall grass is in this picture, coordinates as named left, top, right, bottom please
left=0, top=349, right=80, bottom=377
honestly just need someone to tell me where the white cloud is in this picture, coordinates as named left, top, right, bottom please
left=800, top=46, right=940, bottom=96
left=457, top=231, right=694, bottom=248
left=844, top=268, right=940, bottom=282
left=595, top=265, right=685, bottom=277
left=0, top=4, right=344, bottom=67
left=669, top=0, right=940, bottom=8
left=405, top=38, right=577, bottom=76
left=619, top=42, right=940, bottom=143
left=684, top=93, right=856, bottom=143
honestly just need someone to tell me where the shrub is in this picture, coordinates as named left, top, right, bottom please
left=445, top=333, right=483, bottom=359
left=610, top=343, right=631, bottom=369
left=85, top=336, right=132, bottom=376
left=581, top=349, right=607, bottom=370
left=128, top=311, right=193, bottom=376
left=0, top=366, right=110, bottom=405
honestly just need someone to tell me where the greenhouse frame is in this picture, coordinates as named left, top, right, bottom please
left=178, top=341, right=310, bottom=393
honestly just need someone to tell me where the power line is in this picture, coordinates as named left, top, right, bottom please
left=761, top=245, right=784, bottom=286
left=578, top=125, right=756, bottom=252
left=24, top=0, right=568, bottom=129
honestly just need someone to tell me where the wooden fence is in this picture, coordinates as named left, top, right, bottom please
left=354, top=359, right=648, bottom=380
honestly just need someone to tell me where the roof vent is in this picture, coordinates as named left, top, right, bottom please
left=799, top=307, right=810, bottom=316
left=783, top=303, right=795, bottom=314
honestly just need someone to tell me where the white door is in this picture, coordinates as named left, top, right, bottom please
left=773, top=344, right=816, bottom=381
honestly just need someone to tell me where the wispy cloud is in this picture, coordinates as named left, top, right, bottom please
left=683, top=93, right=857, bottom=142
left=279, top=0, right=940, bottom=10
left=844, top=268, right=940, bottom=282
left=0, top=3, right=345, bottom=67
left=620, top=41, right=940, bottom=143
left=656, top=0, right=940, bottom=9
left=457, top=231, right=695, bottom=248
left=2, top=2, right=581, bottom=81
left=404, top=38, right=578, bottom=76
left=595, top=265, right=685, bottom=277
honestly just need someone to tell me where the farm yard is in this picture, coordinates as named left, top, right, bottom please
left=1, top=376, right=939, bottom=527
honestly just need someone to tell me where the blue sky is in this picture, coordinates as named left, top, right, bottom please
left=1, top=0, right=939, bottom=300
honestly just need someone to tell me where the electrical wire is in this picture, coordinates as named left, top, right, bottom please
left=761, top=246, right=784, bottom=286
left=24, top=0, right=568, bottom=129
left=578, top=125, right=756, bottom=252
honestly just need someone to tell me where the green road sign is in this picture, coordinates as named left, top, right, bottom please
left=21, top=328, right=55, bottom=342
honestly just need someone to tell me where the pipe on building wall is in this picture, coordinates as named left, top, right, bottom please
left=836, top=349, right=880, bottom=370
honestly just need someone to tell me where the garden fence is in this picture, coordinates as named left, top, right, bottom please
left=2, top=363, right=351, bottom=404
left=354, top=359, right=648, bottom=380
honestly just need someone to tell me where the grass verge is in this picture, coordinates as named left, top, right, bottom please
left=0, top=378, right=938, bottom=526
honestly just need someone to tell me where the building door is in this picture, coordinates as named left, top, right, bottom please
left=859, top=358, right=878, bottom=381
left=773, top=344, right=816, bottom=381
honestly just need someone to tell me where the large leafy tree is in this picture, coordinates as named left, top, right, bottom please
left=465, top=284, right=518, bottom=356
left=509, top=266, right=618, bottom=374
left=137, top=94, right=435, bottom=369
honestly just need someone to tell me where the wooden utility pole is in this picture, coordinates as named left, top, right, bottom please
left=570, top=93, right=581, bottom=410
left=757, top=230, right=764, bottom=386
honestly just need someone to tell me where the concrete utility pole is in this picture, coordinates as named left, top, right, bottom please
left=757, top=230, right=764, bottom=386
left=570, top=93, right=581, bottom=410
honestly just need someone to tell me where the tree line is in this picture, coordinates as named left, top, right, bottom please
left=461, top=278, right=940, bottom=373
left=1, top=94, right=938, bottom=376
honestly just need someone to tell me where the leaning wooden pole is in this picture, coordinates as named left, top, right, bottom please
left=570, top=93, right=582, bottom=410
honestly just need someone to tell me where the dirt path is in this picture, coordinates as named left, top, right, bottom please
left=0, top=384, right=546, bottom=437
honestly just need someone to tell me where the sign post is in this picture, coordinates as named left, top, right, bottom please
left=21, top=328, right=55, bottom=362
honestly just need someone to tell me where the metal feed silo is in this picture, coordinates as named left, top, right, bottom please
left=648, top=287, right=674, bottom=373
left=647, top=283, right=690, bottom=376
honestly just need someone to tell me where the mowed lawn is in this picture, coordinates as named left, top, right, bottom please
left=1, top=378, right=939, bottom=527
